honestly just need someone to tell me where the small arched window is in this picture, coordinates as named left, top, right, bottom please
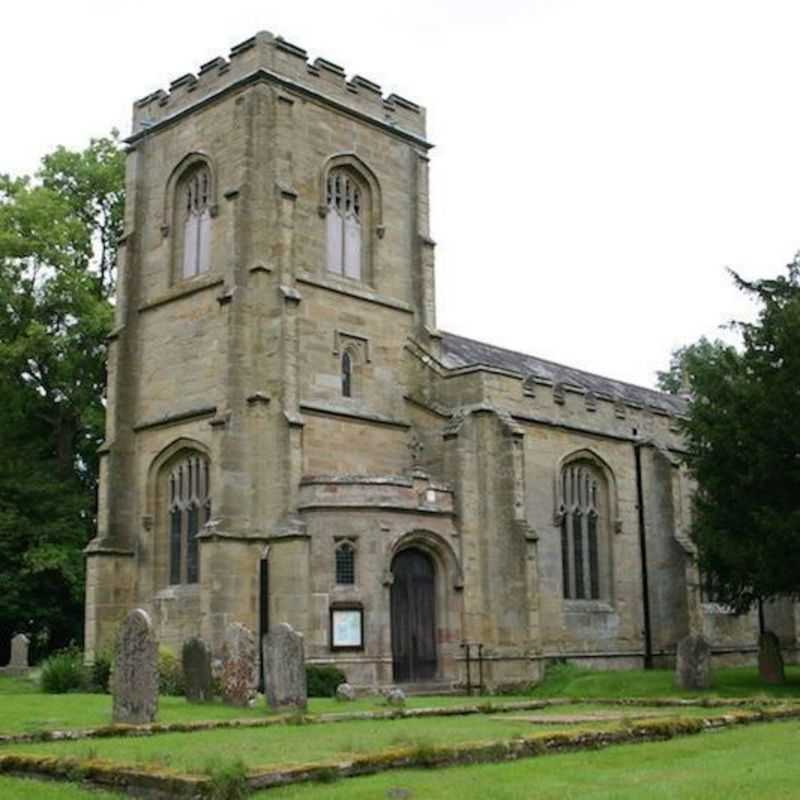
left=559, top=462, right=604, bottom=600
left=341, top=351, right=353, bottom=398
left=326, top=170, right=363, bottom=280
left=177, top=165, right=212, bottom=280
left=335, top=541, right=356, bottom=585
left=168, top=453, right=211, bottom=585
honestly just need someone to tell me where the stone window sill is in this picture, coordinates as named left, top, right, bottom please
left=296, top=272, right=413, bottom=313
left=564, top=599, right=615, bottom=614
left=155, top=584, right=202, bottom=601
left=139, top=274, right=224, bottom=313
left=702, top=602, right=737, bottom=616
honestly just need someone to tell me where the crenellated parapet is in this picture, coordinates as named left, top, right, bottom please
left=131, top=30, right=427, bottom=142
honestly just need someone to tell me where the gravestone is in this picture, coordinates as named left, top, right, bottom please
left=182, top=637, right=213, bottom=702
left=221, top=622, right=258, bottom=707
left=758, top=631, right=785, bottom=685
left=111, top=609, right=158, bottom=724
left=1, top=633, right=31, bottom=676
left=674, top=633, right=712, bottom=690
left=262, top=623, right=307, bottom=711
left=336, top=682, right=356, bottom=701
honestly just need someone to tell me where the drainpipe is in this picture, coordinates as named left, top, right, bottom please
left=634, top=442, right=654, bottom=669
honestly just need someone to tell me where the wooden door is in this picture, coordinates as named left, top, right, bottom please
left=391, top=548, right=437, bottom=682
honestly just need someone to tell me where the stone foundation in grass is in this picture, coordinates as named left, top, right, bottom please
left=2, top=706, right=800, bottom=797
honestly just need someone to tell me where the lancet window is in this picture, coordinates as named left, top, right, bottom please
left=168, top=453, right=211, bottom=585
left=559, top=462, right=602, bottom=600
left=326, top=170, right=363, bottom=279
left=178, top=165, right=212, bottom=280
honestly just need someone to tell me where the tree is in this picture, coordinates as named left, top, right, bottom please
left=0, top=134, right=124, bottom=660
left=666, top=259, right=800, bottom=617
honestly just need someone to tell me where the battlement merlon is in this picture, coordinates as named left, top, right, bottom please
left=129, top=31, right=429, bottom=146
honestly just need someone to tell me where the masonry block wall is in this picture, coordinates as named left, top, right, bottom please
left=85, top=30, right=791, bottom=686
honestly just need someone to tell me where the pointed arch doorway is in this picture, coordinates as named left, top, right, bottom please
left=390, top=548, right=437, bottom=682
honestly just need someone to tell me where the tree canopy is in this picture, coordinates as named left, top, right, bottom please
left=664, top=261, right=800, bottom=614
left=0, top=134, right=124, bottom=660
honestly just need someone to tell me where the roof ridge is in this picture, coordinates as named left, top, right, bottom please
left=440, top=330, right=678, bottom=403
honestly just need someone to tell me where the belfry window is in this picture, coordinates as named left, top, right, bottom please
left=178, top=165, right=211, bottom=280
left=335, top=541, right=356, bottom=585
left=341, top=351, right=353, bottom=397
left=326, top=170, right=363, bottom=280
left=168, top=453, right=211, bottom=585
left=559, top=462, right=603, bottom=600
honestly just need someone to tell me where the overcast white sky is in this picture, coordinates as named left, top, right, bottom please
left=4, top=0, right=798, bottom=388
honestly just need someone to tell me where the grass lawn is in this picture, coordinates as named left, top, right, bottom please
left=0, top=675, right=536, bottom=736
left=3, top=713, right=624, bottom=772
left=530, top=663, right=800, bottom=699
left=0, top=776, right=119, bottom=799
left=2, top=664, right=798, bottom=738
left=261, top=719, right=800, bottom=799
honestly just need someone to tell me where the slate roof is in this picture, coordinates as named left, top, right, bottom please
left=440, top=332, right=687, bottom=416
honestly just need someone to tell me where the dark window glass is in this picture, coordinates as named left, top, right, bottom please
left=342, top=352, right=352, bottom=397
left=187, top=505, right=199, bottom=584
left=170, top=508, right=182, bottom=585
left=336, top=543, right=355, bottom=584
left=572, top=509, right=584, bottom=599
left=588, top=511, right=599, bottom=599
left=560, top=515, right=571, bottom=599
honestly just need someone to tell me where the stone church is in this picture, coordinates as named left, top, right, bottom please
left=85, top=31, right=796, bottom=688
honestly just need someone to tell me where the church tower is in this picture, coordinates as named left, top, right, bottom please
left=85, top=31, right=447, bottom=682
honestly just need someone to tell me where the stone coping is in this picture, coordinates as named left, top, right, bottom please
left=2, top=706, right=800, bottom=798
left=0, top=696, right=795, bottom=747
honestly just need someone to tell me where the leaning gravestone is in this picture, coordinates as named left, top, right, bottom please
left=221, top=622, right=258, bottom=707
left=6, top=634, right=30, bottom=676
left=111, top=609, right=158, bottom=724
left=758, top=631, right=785, bottom=685
left=674, top=633, right=712, bottom=690
left=182, top=637, right=213, bottom=702
left=263, top=623, right=307, bottom=711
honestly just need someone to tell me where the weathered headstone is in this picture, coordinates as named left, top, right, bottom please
left=336, top=682, right=356, bottom=701
left=674, top=633, right=712, bottom=690
left=111, top=609, right=158, bottom=724
left=6, top=633, right=31, bottom=675
left=182, top=637, right=213, bottom=702
left=221, top=622, right=258, bottom=707
left=386, top=687, right=406, bottom=707
left=263, top=623, right=307, bottom=711
left=758, top=631, right=785, bottom=685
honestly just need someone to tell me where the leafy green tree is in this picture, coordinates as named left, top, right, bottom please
left=668, top=260, right=800, bottom=617
left=0, top=134, right=124, bottom=660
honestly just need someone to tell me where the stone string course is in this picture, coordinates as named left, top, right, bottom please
left=2, top=706, right=800, bottom=797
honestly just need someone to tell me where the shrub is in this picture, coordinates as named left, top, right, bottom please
left=88, top=650, right=113, bottom=693
left=204, top=757, right=249, bottom=800
left=40, top=647, right=87, bottom=693
left=158, top=648, right=185, bottom=696
left=306, top=664, right=346, bottom=698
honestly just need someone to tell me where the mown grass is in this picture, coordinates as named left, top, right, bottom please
left=4, top=713, right=624, bottom=772
left=2, top=664, right=797, bottom=738
left=259, top=718, right=800, bottom=799
left=0, top=776, right=118, bottom=799
left=0, top=677, right=533, bottom=736
left=531, top=663, right=800, bottom=699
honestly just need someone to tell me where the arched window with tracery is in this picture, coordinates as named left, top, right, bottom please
left=326, top=170, right=364, bottom=280
left=335, top=540, right=356, bottom=585
left=558, top=461, right=606, bottom=600
left=168, top=453, right=211, bottom=585
left=176, top=164, right=212, bottom=280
